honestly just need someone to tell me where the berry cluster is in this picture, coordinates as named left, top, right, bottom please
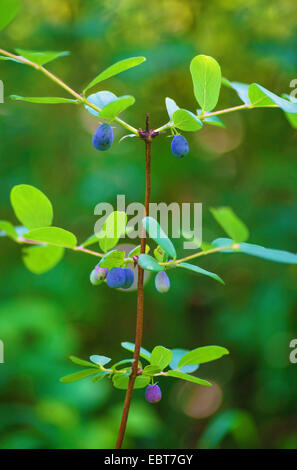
left=92, top=123, right=189, bottom=158
left=90, top=264, right=134, bottom=290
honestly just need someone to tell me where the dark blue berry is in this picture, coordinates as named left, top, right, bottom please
left=171, top=135, right=189, bottom=158
left=155, top=271, right=170, bottom=293
left=90, top=266, right=108, bottom=285
left=122, top=268, right=135, bottom=289
left=106, top=267, right=126, bottom=288
left=145, top=384, right=162, bottom=403
left=92, top=123, right=114, bottom=151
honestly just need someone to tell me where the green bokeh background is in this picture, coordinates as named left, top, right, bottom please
left=0, top=0, right=297, bottom=449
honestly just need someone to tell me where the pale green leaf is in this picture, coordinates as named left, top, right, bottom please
left=84, top=90, right=117, bottom=117
left=172, top=109, right=203, bottom=131
left=15, top=49, right=69, bottom=66
left=99, top=95, right=135, bottom=119
left=128, top=244, right=150, bottom=257
left=83, top=56, right=146, bottom=93
left=10, top=95, right=78, bottom=104
left=97, top=211, right=127, bottom=253
left=210, top=207, right=249, bottom=242
left=24, top=227, right=77, bottom=248
left=150, top=346, right=172, bottom=370
left=10, top=184, right=53, bottom=230
left=190, top=55, right=222, bottom=112
left=165, top=97, right=180, bottom=120
left=179, top=346, right=229, bottom=368
left=169, top=348, right=199, bottom=373
left=249, top=84, right=297, bottom=113
left=60, top=368, right=98, bottom=383
left=138, top=254, right=164, bottom=272
left=89, top=355, right=111, bottom=366
left=22, top=245, right=64, bottom=274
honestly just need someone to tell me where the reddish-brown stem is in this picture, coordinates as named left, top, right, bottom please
left=115, top=115, right=152, bottom=449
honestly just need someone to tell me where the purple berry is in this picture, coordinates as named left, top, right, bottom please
left=90, top=266, right=108, bottom=286
left=106, top=267, right=126, bottom=288
left=92, top=123, right=114, bottom=151
left=145, top=384, right=162, bottom=403
left=122, top=268, right=135, bottom=289
left=155, top=271, right=170, bottom=293
left=171, top=135, right=189, bottom=158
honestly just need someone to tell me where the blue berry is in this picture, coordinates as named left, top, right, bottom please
left=122, top=268, right=134, bottom=289
left=90, top=266, right=108, bottom=286
left=106, top=267, right=126, bottom=288
left=145, top=384, right=162, bottom=403
left=92, top=123, right=114, bottom=151
left=155, top=271, right=170, bottom=293
left=171, top=135, right=189, bottom=158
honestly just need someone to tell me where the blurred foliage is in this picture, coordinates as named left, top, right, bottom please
left=0, top=0, right=297, bottom=449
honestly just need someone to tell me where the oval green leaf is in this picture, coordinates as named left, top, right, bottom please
left=173, top=109, right=202, bottom=131
left=190, top=55, right=222, bottom=112
left=178, top=346, right=229, bottom=368
left=121, top=342, right=151, bottom=362
left=15, top=49, right=69, bottom=66
left=24, top=227, right=77, bottom=248
left=138, top=254, right=164, bottom=272
left=10, top=184, right=53, bottom=230
left=60, top=368, right=98, bottom=383
left=99, top=95, right=135, bottom=119
left=0, top=0, right=22, bottom=31
left=150, top=346, right=172, bottom=370
left=10, top=95, right=78, bottom=104
left=22, top=245, right=64, bottom=274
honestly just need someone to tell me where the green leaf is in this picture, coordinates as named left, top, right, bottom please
left=249, top=84, right=297, bottom=113
left=97, top=211, right=127, bottom=253
left=142, top=365, right=161, bottom=376
left=60, top=368, right=98, bottom=383
left=138, top=254, right=164, bottom=272
left=142, top=216, right=176, bottom=259
left=10, top=95, right=78, bottom=104
left=178, top=262, right=224, bottom=285
left=24, top=227, right=77, bottom=248
left=212, top=238, right=297, bottom=264
left=172, top=109, right=203, bottom=131
left=84, top=91, right=117, bottom=117
left=0, top=0, right=22, bottom=32
left=69, top=356, right=99, bottom=369
left=150, top=346, right=172, bottom=370
left=121, top=342, right=151, bottom=362
left=89, top=355, right=111, bottom=366
left=99, top=250, right=125, bottom=269
left=99, top=95, right=135, bottom=119
left=15, top=49, right=69, bottom=66
left=10, top=184, right=53, bottom=230
left=282, top=94, right=297, bottom=128
left=169, top=348, right=199, bottom=373
left=165, top=97, right=180, bottom=120
left=22, top=245, right=64, bottom=274
left=210, top=207, right=249, bottom=242
left=83, top=56, right=146, bottom=93
left=128, top=244, right=150, bottom=257
left=112, top=372, right=150, bottom=390
left=167, top=370, right=212, bottom=386
left=81, top=233, right=98, bottom=248
left=0, top=220, right=18, bottom=240
left=190, top=55, right=222, bottom=112
left=179, top=346, right=229, bottom=368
